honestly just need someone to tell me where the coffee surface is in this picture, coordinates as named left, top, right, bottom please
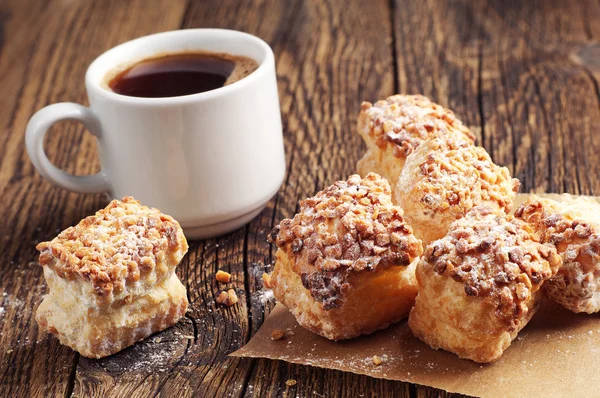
left=108, top=51, right=258, bottom=98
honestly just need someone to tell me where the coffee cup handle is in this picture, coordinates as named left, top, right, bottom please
left=25, top=103, right=111, bottom=193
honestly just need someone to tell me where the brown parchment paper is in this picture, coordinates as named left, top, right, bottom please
left=231, top=194, right=600, bottom=397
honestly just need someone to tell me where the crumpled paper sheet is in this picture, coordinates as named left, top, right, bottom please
left=231, top=194, right=600, bottom=397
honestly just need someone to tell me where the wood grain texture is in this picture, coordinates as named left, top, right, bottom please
left=0, top=0, right=599, bottom=397
left=476, top=0, right=600, bottom=195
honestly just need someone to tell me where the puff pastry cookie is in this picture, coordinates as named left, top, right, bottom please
left=36, top=197, right=189, bottom=358
left=409, top=206, right=561, bottom=363
left=516, top=194, right=600, bottom=313
left=267, top=173, right=423, bottom=340
left=394, top=132, right=520, bottom=245
left=356, top=94, right=475, bottom=186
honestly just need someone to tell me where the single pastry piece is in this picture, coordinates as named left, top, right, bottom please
left=516, top=194, right=600, bottom=313
left=394, top=132, right=520, bottom=245
left=356, top=94, right=475, bottom=186
left=36, top=197, right=189, bottom=358
left=267, top=173, right=423, bottom=340
left=409, top=206, right=561, bottom=363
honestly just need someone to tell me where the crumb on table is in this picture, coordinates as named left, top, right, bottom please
left=262, top=273, right=272, bottom=288
left=271, top=329, right=286, bottom=340
left=372, top=355, right=384, bottom=366
left=215, top=270, right=232, bottom=283
left=216, top=289, right=238, bottom=307
left=285, top=379, right=297, bottom=387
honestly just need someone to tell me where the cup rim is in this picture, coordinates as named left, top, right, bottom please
left=85, top=28, right=274, bottom=105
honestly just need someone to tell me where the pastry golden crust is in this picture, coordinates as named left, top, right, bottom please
left=268, top=173, right=423, bottom=340
left=394, top=133, right=520, bottom=245
left=35, top=197, right=189, bottom=358
left=409, top=206, right=561, bottom=363
left=356, top=94, right=475, bottom=185
left=515, top=194, right=600, bottom=313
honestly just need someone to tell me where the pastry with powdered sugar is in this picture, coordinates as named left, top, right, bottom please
left=265, top=173, right=423, bottom=340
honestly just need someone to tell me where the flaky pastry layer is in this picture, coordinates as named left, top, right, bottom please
left=36, top=272, right=188, bottom=358
left=271, top=250, right=419, bottom=340
left=268, top=173, right=423, bottom=339
left=409, top=206, right=561, bottom=363
left=356, top=147, right=407, bottom=188
left=516, top=194, right=600, bottom=313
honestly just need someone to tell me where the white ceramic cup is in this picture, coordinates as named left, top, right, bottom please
left=25, top=29, right=285, bottom=239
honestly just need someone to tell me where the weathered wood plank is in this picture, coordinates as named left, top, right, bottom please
left=476, top=0, right=600, bottom=195
left=0, top=0, right=188, bottom=397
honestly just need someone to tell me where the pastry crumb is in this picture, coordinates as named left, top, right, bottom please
left=285, top=379, right=297, bottom=386
left=372, top=355, right=384, bottom=366
left=262, top=273, right=272, bottom=288
left=215, top=270, right=232, bottom=283
left=216, top=289, right=238, bottom=307
left=271, top=329, right=286, bottom=340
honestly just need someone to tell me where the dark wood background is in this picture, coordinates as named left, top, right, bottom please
left=1, top=0, right=599, bottom=397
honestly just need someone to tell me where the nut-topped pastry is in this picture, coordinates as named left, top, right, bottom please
left=515, top=194, right=600, bottom=314
left=409, top=206, right=561, bottom=363
left=356, top=94, right=475, bottom=186
left=266, top=173, right=423, bottom=340
left=394, top=132, right=520, bottom=245
left=36, top=197, right=189, bottom=358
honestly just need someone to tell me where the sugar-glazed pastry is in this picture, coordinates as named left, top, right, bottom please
left=409, top=206, right=561, bottom=363
left=36, top=197, right=189, bottom=358
left=356, top=94, right=475, bottom=186
left=515, top=194, right=600, bottom=313
left=394, top=132, right=520, bottom=245
left=266, top=173, right=423, bottom=340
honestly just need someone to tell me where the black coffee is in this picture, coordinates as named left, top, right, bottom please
left=108, top=51, right=258, bottom=98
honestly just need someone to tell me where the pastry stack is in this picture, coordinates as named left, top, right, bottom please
left=266, top=94, right=600, bottom=363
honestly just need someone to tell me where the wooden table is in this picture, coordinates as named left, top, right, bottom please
left=1, top=1, right=599, bottom=396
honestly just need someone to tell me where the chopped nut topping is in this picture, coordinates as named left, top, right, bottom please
left=269, top=173, right=422, bottom=309
left=215, top=270, right=232, bottom=283
left=36, top=196, right=188, bottom=296
left=216, top=289, right=238, bottom=307
left=516, top=194, right=600, bottom=313
left=271, top=329, right=286, bottom=340
left=516, top=196, right=597, bottom=247
left=422, top=206, right=561, bottom=330
left=400, top=133, right=520, bottom=217
left=358, top=95, right=475, bottom=158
